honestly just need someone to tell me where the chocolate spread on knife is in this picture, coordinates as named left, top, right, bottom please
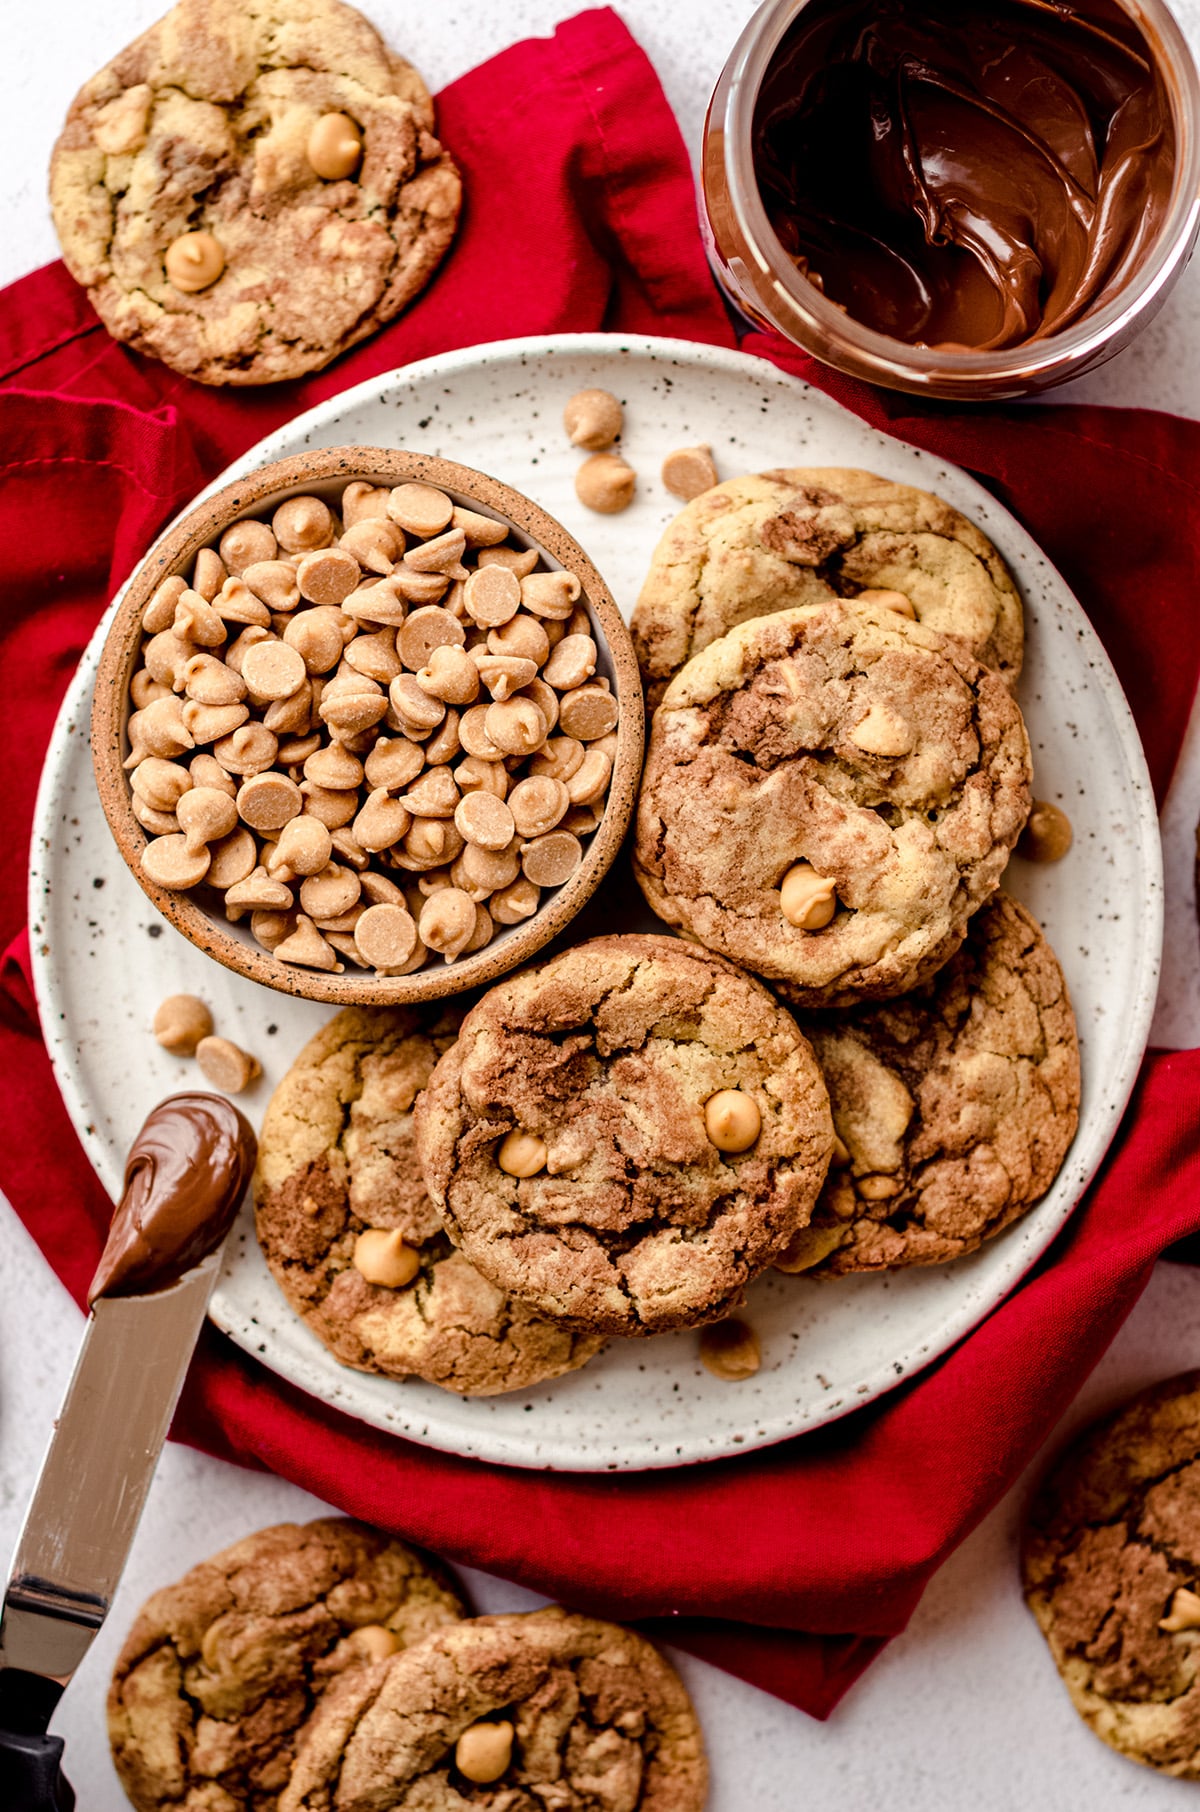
left=88, top=1094, right=257, bottom=1305
left=752, top=0, right=1175, bottom=350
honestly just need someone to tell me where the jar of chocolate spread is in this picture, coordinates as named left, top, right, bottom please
left=703, top=0, right=1200, bottom=398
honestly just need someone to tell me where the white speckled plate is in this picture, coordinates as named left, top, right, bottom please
left=30, top=334, right=1161, bottom=1471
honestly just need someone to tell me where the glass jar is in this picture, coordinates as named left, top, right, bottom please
left=702, top=0, right=1200, bottom=401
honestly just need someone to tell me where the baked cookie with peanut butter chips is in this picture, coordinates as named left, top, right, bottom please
left=108, top=1518, right=465, bottom=1812
left=281, top=1607, right=708, bottom=1812
left=633, top=600, right=1032, bottom=1007
left=631, top=467, right=1023, bottom=707
left=415, top=933, right=834, bottom=1336
left=780, top=894, right=1080, bottom=1275
left=1022, top=1373, right=1200, bottom=1778
left=49, top=0, right=461, bottom=384
left=255, top=1005, right=604, bottom=1395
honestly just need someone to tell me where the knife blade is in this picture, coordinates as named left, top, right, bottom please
left=0, top=1251, right=220, bottom=1697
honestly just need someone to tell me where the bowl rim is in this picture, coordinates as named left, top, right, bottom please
left=91, top=446, right=644, bottom=1005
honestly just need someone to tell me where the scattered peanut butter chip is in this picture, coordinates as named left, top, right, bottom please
left=498, top=1130, right=547, bottom=1177
left=575, top=452, right=636, bottom=515
left=152, top=994, right=212, bottom=1056
left=164, top=231, right=225, bottom=293
left=563, top=387, right=623, bottom=451
left=195, top=1034, right=260, bottom=1094
left=307, top=110, right=363, bottom=180
left=661, top=445, right=718, bottom=501
left=1018, top=799, right=1073, bottom=863
left=699, top=1318, right=761, bottom=1381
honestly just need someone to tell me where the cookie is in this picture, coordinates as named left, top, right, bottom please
left=282, top=1607, right=708, bottom=1811
left=414, top=933, right=834, bottom=1336
left=108, top=1518, right=465, bottom=1812
left=631, top=468, right=1024, bottom=706
left=1022, top=1373, right=1200, bottom=1778
left=255, top=1006, right=604, bottom=1396
left=633, top=600, right=1032, bottom=1007
left=50, top=0, right=461, bottom=385
left=781, top=894, right=1080, bottom=1274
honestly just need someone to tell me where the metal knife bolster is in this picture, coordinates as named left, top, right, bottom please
left=0, top=1254, right=221, bottom=1701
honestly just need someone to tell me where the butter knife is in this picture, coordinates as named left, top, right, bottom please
left=0, top=1093, right=256, bottom=1809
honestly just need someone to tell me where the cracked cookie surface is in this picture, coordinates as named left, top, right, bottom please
left=49, top=0, right=461, bottom=384
left=631, top=468, right=1023, bottom=707
left=414, top=934, right=834, bottom=1336
left=281, top=1607, right=708, bottom=1812
left=255, top=1005, right=604, bottom=1396
left=633, top=600, right=1032, bottom=1008
left=108, top=1518, right=465, bottom=1812
left=785, top=894, right=1079, bottom=1274
left=1022, top=1373, right=1200, bottom=1777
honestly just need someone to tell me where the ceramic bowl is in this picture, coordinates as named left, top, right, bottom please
left=91, top=447, right=643, bottom=1004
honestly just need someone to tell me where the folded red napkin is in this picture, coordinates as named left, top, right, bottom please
left=4, top=5, right=1200, bottom=1722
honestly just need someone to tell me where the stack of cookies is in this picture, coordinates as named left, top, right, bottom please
left=252, top=465, right=1081, bottom=1393
left=108, top=1518, right=708, bottom=1808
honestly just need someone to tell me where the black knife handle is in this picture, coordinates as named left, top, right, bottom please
left=0, top=1729, right=75, bottom=1810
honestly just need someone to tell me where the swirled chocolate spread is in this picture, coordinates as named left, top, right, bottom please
left=88, top=1093, right=256, bottom=1304
left=753, top=0, right=1175, bottom=350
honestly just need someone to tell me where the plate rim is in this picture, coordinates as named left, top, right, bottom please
left=29, top=331, right=1164, bottom=1471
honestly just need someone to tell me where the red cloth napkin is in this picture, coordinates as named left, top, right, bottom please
left=4, top=5, right=1200, bottom=1722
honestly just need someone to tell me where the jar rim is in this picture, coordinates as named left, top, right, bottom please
left=720, top=0, right=1200, bottom=386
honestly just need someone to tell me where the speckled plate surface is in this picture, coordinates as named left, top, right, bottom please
left=30, top=334, right=1161, bottom=1471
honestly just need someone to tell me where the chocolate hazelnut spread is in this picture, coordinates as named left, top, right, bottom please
left=753, top=0, right=1175, bottom=350
left=88, top=1094, right=256, bottom=1305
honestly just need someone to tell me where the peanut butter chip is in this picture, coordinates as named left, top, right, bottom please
left=296, top=548, right=361, bottom=605
left=397, top=606, right=466, bottom=672
left=237, top=772, right=303, bottom=832
left=464, top=565, right=521, bottom=628
left=241, top=640, right=307, bottom=701
left=387, top=483, right=454, bottom=539
left=307, top=110, right=363, bottom=180
left=490, top=877, right=540, bottom=924
left=508, top=776, right=568, bottom=838
left=849, top=701, right=915, bottom=758
left=223, top=865, right=293, bottom=910
left=563, top=387, right=622, bottom=451
left=497, top=1130, right=547, bottom=1178
left=177, top=786, right=239, bottom=853
left=165, top=231, right=225, bottom=293
left=364, top=737, right=424, bottom=792
left=520, top=571, right=580, bottom=621
left=662, top=445, right=719, bottom=501
left=575, top=452, right=635, bottom=514
left=1018, top=799, right=1073, bottom=863
left=488, top=614, right=549, bottom=664
left=419, top=888, right=477, bottom=960
left=780, top=863, right=838, bottom=930
left=530, top=736, right=585, bottom=782
left=152, top=994, right=212, bottom=1056
left=354, top=903, right=419, bottom=970
left=520, top=830, right=582, bottom=888
left=141, top=834, right=210, bottom=890
left=299, top=864, right=360, bottom=920
left=349, top=1625, right=401, bottom=1662
left=774, top=1224, right=846, bottom=1273
left=558, top=686, right=617, bottom=741
left=273, top=816, right=332, bottom=876
left=353, top=1228, right=420, bottom=1289
left=304, top=743, right=364, bottom=790
left=543, top=635, right=597, bottom=691
left=486, top=699, right=546, bottom=757
left=699, top=1318, right=761, bottom=1381
left=417, top=644, right=479, bottom=704
left=274, top=913, right=341, bottom=971
left=353, top=789, right=412, bottom=852
left=195, top=1035, right=260, bottom=1094
left=1160, top=1587, right=1200, bottom=1632
left=455, top=790, right=515, bottom=851
left=455, top=1721, right=514, bottom=1785
left=404, top=527, right=466, bottom=574
left=273, top=496, right=334, bottom=553
left=856, top=587, right=917, bottom=619
left=704, top=1089, right=762, bottom=1152
left=206, top=829, right=259, bottom=889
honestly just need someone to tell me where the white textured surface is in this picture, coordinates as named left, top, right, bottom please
left=4, top=0, right=1200, bottom=1806
left=32, top=335, right=1162, bottom=1471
